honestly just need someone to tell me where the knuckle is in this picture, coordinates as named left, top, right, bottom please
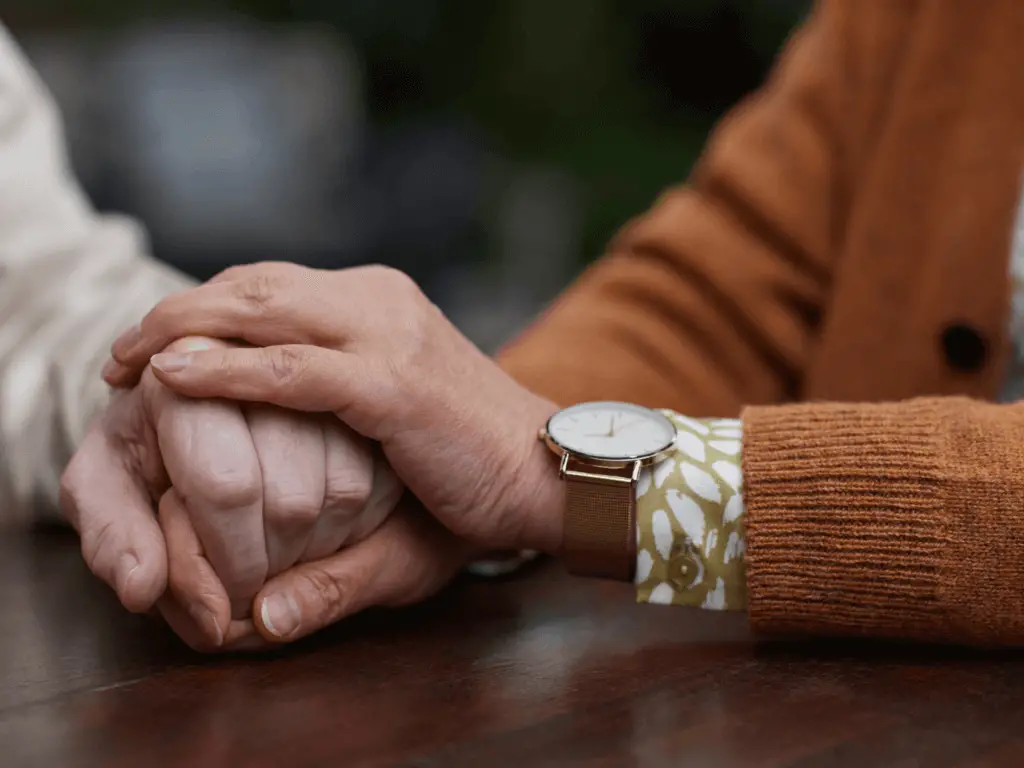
left=379, top=265, right=418, bottom=292
left=266, top=260, right=304, bottom=277
left=214, top=261, right=299, bottom=285
left=190, top=463, right=262, bottom=510
left=404, top=302, right=433, bottom=348
left=359, top=264, right=435, bottom=354
left=388, top=286, right=435, bottom=351
left=211, top=264, right=251, bottom=284
left=264, top=492, right=322, bottom=534
left=236, top=272, right=286, bottom=312
left=267, top=346, right=306, bottom=384
left=323, top=469, right=373, bottom=514
left=364, top=263, right=407, bottom=284
left=365, top=265, right=424, bottom=304
left=297, top=567, right=353, bottom=620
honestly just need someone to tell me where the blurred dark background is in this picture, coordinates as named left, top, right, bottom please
left=5, top=0, right=807, bottom=350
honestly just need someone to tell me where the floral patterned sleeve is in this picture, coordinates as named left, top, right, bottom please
left=635, top=412, right=747, bottom=610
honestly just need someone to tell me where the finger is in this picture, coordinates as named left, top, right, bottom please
left=156, top=596, right=270, bottom=654
left=158, top=489, right=231, bottom=647
left=104, top=264, right=302, bottom=388
left=148, top=345, right=389, bottom=438
left=350, top=452, right=404, bottom=543
left=245, top=404, right=326, bottom=575
left=300, top=419, right=372, bottom=562
left=59, top=425, right=167, bottom=614
left=207, top=261, right=299, bottom=285
left=104, top=329, right=225, bottom=390
left=101, top=323, right=144, bottom=388
left=253, top=506, right=469, bottom=644
left=153, top=387, right=267, bottom=616
left=107, top=266, right=351, bottom=378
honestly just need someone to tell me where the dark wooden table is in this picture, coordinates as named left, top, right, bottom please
left=3, top=528, right=1024, bottom=767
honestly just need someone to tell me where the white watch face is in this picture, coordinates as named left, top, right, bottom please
left=546, top=401, right=677, bottom=460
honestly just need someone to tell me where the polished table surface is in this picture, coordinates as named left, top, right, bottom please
left=3, top=528, right=1024, bottom=767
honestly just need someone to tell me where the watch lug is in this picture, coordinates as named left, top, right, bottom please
left=558, top=452, right=569, bottom=479
left=560, top=461, right=637, bottom=486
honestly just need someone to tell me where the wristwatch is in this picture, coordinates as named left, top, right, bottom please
left=540, top=401, right=677, bottom=581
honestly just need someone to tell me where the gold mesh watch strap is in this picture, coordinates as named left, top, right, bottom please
left=561, top=456, right=638, bottom=581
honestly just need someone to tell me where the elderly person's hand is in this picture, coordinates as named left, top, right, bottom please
left=101, top=263, right=566, bottom=642
left=62, top=335, right=404, bottom=651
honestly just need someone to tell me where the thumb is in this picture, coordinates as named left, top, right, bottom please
left=252, top=505, right=469, bottom=643
left=60, top=422, right=167, bottom=613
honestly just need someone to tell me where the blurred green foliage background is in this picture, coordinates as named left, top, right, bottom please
left=12, top=0, right=807, bottom=264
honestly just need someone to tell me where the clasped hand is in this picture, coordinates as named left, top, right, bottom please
left=66, top=264, right=564, bottom=650
left=61, top=335, right=418, bottom=650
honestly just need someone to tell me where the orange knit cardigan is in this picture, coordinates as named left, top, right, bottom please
left=499, top=0, right=1024, bottom=645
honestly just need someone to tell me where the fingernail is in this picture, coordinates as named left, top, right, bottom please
left=189, top=603, right=224, bottom=646
left=112, top=324, right=141, bottom=356
left=261, top=593, right=301, bottom=638
left=150, top=353, right=191, bottom=373
left=115, top=553, right=139, bottom=598
left=182, top=340, right=211, bottom=352
left=101, top=358, right=122, bottom=381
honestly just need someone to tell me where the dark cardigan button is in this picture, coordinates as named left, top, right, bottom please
left=941, top=323, right=987, bottom=372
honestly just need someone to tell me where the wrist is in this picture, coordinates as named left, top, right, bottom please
left=507, top=398, right=565, bottom=557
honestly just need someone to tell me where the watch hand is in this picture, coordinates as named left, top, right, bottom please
left=616, top=419, right=643, bottom=432
left=607, top=415, right=616, bottom=437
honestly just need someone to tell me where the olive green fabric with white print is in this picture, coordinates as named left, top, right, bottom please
left=635, top=413, right=746, bottom=610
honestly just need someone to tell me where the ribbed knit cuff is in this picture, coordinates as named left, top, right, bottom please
left=741, top=399, right=948, bottom=642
